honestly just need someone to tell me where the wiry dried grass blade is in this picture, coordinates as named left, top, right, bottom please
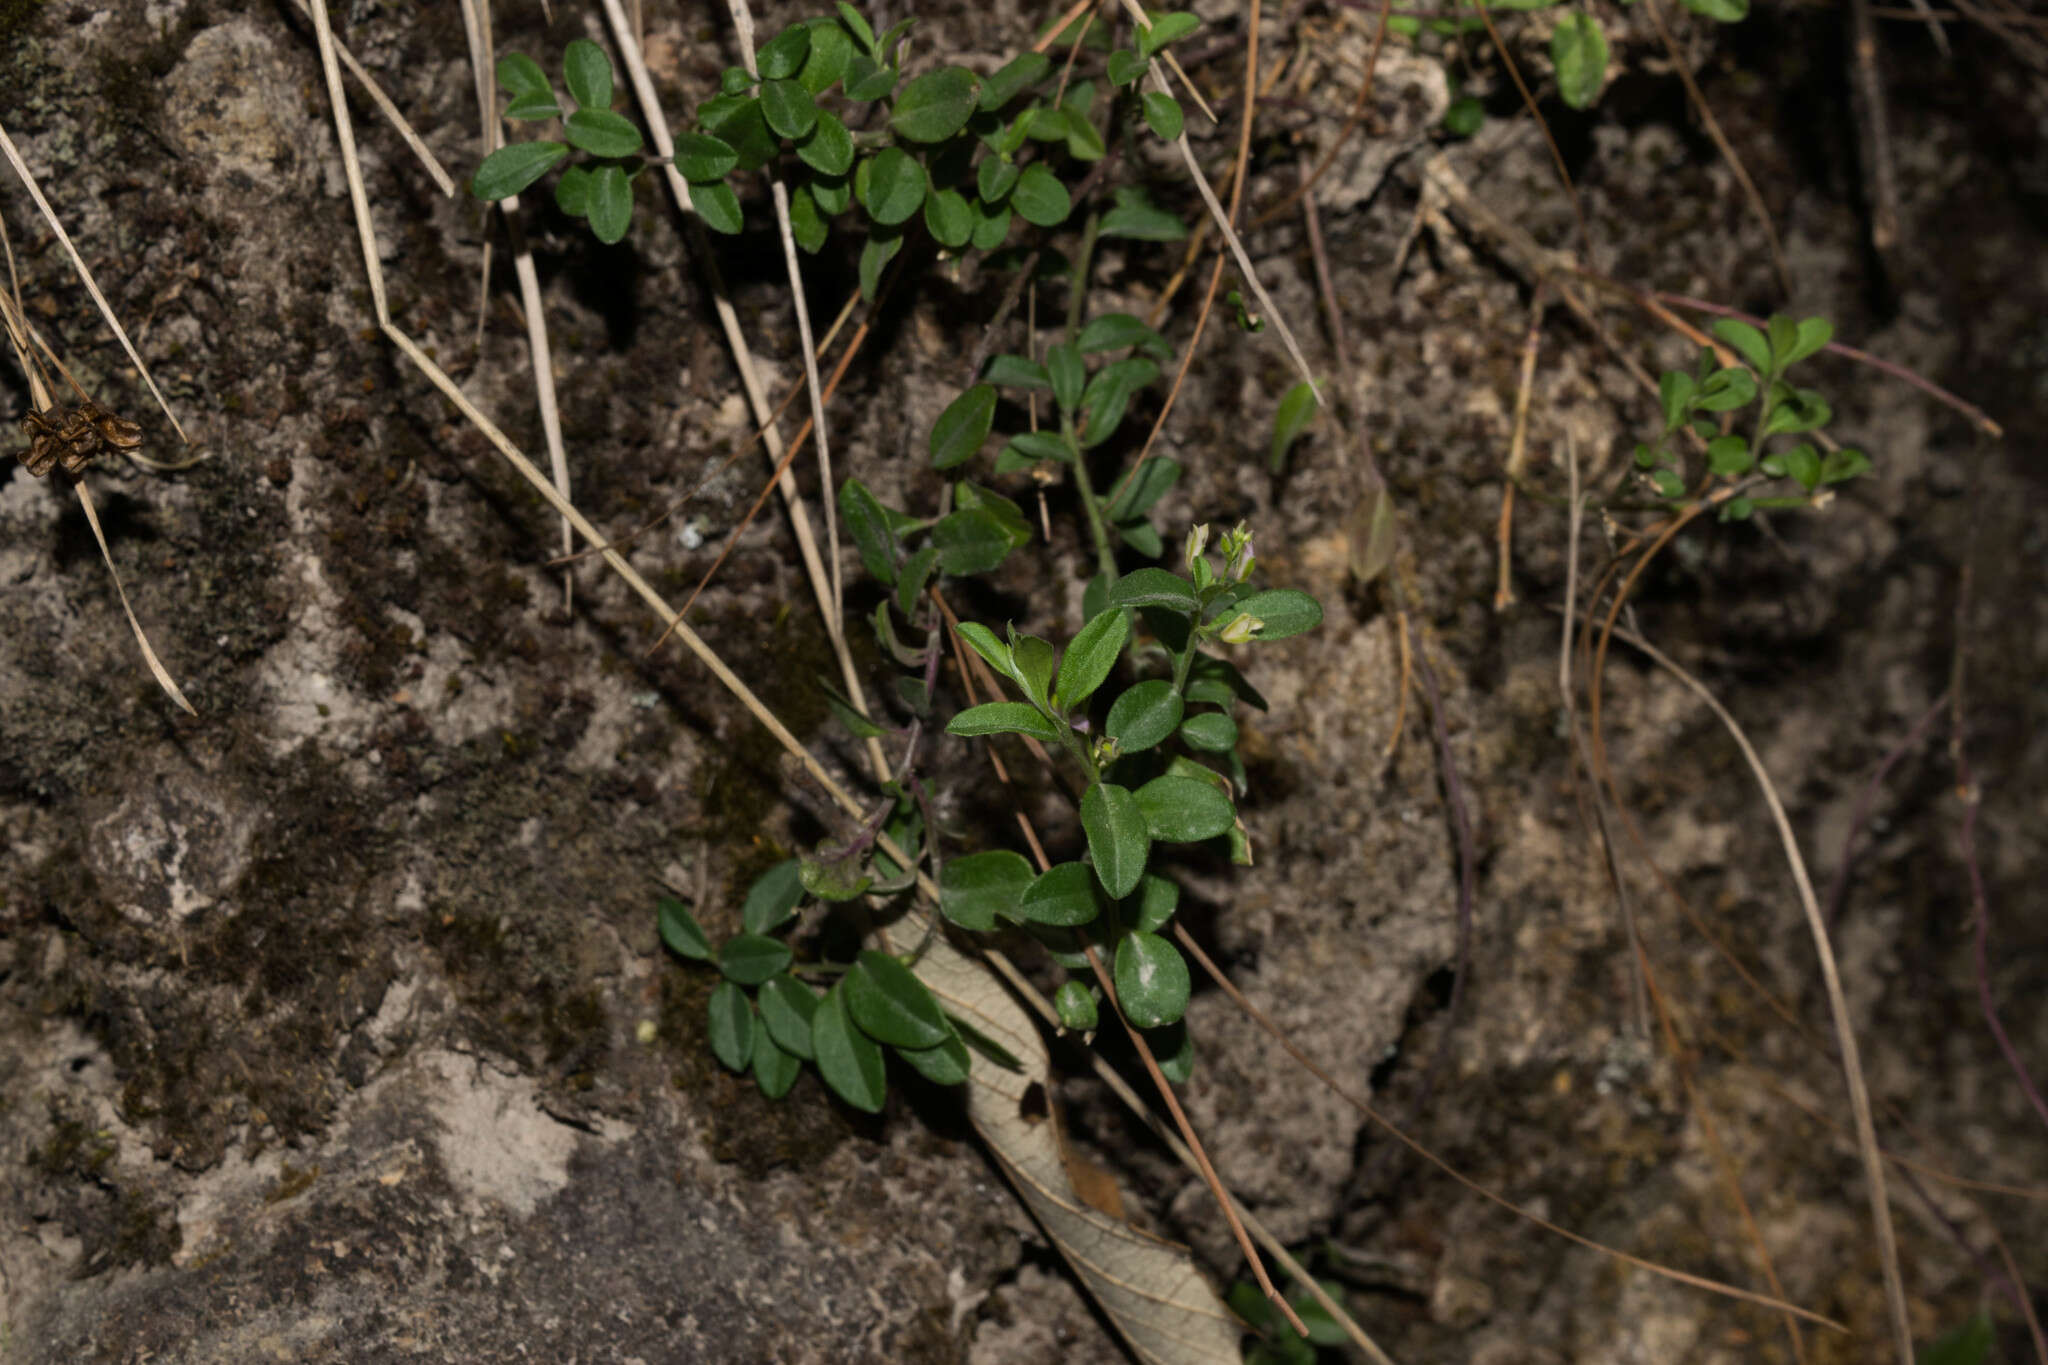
left=287, top=0, right=457, bottom=195
left=0, top=241, right=197, bottom=713
left=1114, top=0, right=1319, bottom=403
left=0, top=119, right=187, bottom=441
left=1597, top=619, right=1912, bottom=1362
left=598, top=0, right=887, bottom=779
left=307, top=0, right=389, bottom=327
left=74, top=481, right=197, bottom=716
left=722, top=0, right=845, bottom=625
left=458, top=0, right=575, bottom=598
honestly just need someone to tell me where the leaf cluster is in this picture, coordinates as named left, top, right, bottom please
left=660, top=848, right=1007, bottom=1109
left=936, top=525, right=1321, bottom=1052
left=470, top=6, right=1205, bottom=275
left=472, top=42, right=650, bottom=242
left=1634, top=314, right=1871, bottom=521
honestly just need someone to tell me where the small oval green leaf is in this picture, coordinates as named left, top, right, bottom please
left=931, top=506, right=1013, bottom=575
left=891, top=66, right=981, bottom=142
left=1017, top=861, right=1105, bottom=927
left=585, top=164, right=632, bottom=243
left=1227, top=588, right=1322, bottom=640
left=1138, top=11, right=1200, bottom=57
left=496, top=52, right=553, bottom=99
left=657, top=896, right=711, bottom=959
left=752, top=1026, right=801, bottom=1098
left=1178, top=710, right=1238, bottom=753
left=741, top=858, right=804, bottom=935
left=691, top=178, right=745, bottom=235
left=835, top=2, right=877, bottom=54
left=1077, top=312, right=1172, bottom=358
left=1081, top=781, right=1150, bottom=900
left=760, top=78, right=819, bottom=139
left=471, top=141, right=568, bottom=200
left=1820, top=447, right=1870, bottom=484
left=790, top=183, right=828, bottom=253
left=1141, top=91, right=1183, bottom=141
left=798, top=854, right=872, bottom=902
left=859, top=147, right=927, bottom=225
left=718, top=932, right=793, bottom=985
left=673, top=132, right=739, bottom=180
left=563, top=38, right=614, bottom=110
left=1100, top=185, right=1186, bottom=240
left=1134, top=774, right=1235, bottom=842
left=1054, top=980, right=1099, bottom=1031
left=564, top=108, right=642, bottom=158
left=1009, top=162, right=1071, bottom=227
left=813, top=981, right=887, bottom=1111
left=1127, top=873, right=1180, bottom=934
left=931, top=386, right=997, bottom=473
left=799, top=18, right=854, bottom=94
left=940, top=848, right=1034, bottom=930
left=1114, top=930, right=1190, bottom=1027
left=946, top=701, right=1061, bottom=741
left=838, top=477, right=900, bottom=584
left=1270, top=381, right=1320, bottom=474
left=757, top=974, right=819, bottom=1060
left=1549, top=13, right=1608, bottom=110
left=924, top=185, right=974, bottom=248
left=757, top=23, right=813, bottom=80
left=1108, top=567, right=1199, bottom=612
left=707, top=980, right=755, bottom=1071
left=859, top=228, right=902, bottom=301
left=846, top=950, right=950, bottom=1048
left=797, top=109, right=855, bottom=175
left=895, top=1029, right=972, bottom=1085
left=1104, top=679, right=1184, bottom=753
left=1055, top=608, right=1131, bottom=710
left=554, top=163, right=593, bottom=217
left=1107, top=49, right=1148, bottom=86
left=980, top=51, right=1051, bottom=110
left=1712, top=317, right=1773, bottom=374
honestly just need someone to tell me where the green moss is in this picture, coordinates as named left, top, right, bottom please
left=35, top=1113, right=116, bottom=1179
left=264, top=1161, right=320, bottom=1205
left=689, top=605, right=858, bottom=905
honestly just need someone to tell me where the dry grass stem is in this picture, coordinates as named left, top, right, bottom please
left=1594, top=616, right=1914, bottom=1363
left=598, top=0, right=888, bottom=781
left=289, top=0, right=458, bottom=195
left=0, top=119, right=187, bottom=442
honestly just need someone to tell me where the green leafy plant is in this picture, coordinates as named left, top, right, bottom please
left=665, top=512, right=1320, bottom=1109
left=488, top=0, right=1316, bottom=1255
left=1633, top=313, right=1871, bottom=520
left=471, top=9, right=1204, bottom=289
left=625, top=46, right=1326, bottom=1101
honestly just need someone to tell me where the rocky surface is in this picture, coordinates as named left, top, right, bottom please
left=1, top=1, right=2043, bottom=1362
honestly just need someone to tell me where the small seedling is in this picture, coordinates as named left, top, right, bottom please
left=1633, top=313, right=1870, bottom=520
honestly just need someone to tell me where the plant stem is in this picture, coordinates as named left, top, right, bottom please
left=1066, top=414, right=1121, bottom=587
left=1170, top=632, right=1202, bottom=695
left=1058, top=208, right=1120, bottom=588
